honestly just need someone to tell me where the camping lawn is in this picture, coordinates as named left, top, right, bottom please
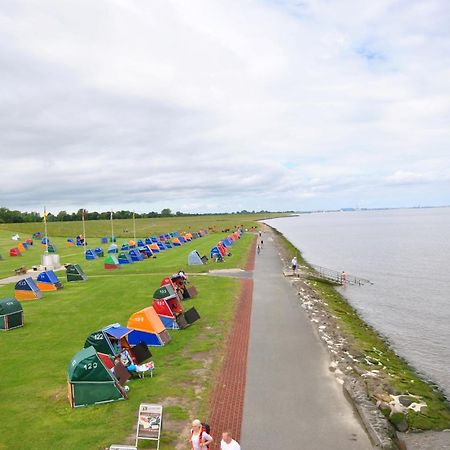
left=0, top=224, right=256, bottom=449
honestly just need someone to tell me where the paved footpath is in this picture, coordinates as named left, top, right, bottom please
left=240, top=230, right=374, bottom=449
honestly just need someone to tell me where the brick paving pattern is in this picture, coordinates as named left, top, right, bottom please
left=207, top=235, right=256, bottom=448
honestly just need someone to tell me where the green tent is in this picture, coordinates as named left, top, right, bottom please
left=84, top=330, right=115, bottom=355
left=66, top=264, right=88, bottom=282
left=0, top=298, right=23, bottom=331
left=67, top=346, right=126, bottom=408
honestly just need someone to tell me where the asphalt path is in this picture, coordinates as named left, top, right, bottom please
left=240, top=229, right=373, bottom=449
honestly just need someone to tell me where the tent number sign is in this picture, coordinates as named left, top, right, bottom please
left=83, top=362, right=98, bottom=370
left=135, top=403, right=162, bottom=449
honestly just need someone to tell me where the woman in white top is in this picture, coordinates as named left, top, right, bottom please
left=190, top=419, right=213, bottom=450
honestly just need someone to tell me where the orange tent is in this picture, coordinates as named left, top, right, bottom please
left=17, top=242, right=26, bottom=252
left=127, top=307, right=170, bottom=346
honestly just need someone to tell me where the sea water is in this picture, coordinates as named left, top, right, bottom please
left=266, top=208, right=450, bottom=398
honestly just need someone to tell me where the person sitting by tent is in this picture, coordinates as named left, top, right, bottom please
left=117, top=351, right=155, bottom=376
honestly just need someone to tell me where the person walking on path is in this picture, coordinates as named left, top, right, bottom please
left=257, top=244, right=260, bottom=255
left=189, top=419, right=213, bottom=449
left=220, top=431, right=240, bottom=450
left=291, top=256, right=297, bottom=275
left=260, top=238, right=264, bottom=248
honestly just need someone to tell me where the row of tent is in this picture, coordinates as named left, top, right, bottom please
left=14, top=265, right=87, bottom=301
left=67, top=274, right=200, bottom=407
left=2, top=265, right=88, bottom=330
left=84, top=231, right=207, bottom=267
left=187, top=229, right=244, bottom=265
left=8, top=239, right=34, bottom=257
left=210, top=229, right=244, bottom=262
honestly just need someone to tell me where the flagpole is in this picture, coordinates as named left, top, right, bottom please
left=82, top=209, right=86, bottom=254
left=110, top=210, right=114, bottom=241
left=133, top=212, right=136, bottom=241
left=43, top=206, right=48, bottom=254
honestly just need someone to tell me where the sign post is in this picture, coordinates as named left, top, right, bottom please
left=135, top=403, right=162, bottom=449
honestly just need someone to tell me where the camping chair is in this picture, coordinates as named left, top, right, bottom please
left=134, top=361, right=155, bottom=379
left=121, top=350, right=155, bottom=379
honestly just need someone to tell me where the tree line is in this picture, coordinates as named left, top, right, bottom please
left=0, top=207, right=283, bottom=223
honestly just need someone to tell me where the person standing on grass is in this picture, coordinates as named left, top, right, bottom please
left=220, top=431, right=241, bottom=450
left=190, top=419, right=213, bottom=450
left=291, top=256, right=297, bottom=274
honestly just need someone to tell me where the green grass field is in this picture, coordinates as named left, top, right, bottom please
left=0, top=213, right=286, bottom=239
left=0, top=217, right=257, bottom=449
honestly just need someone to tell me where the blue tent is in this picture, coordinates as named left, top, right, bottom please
left=145, top=237, right=152, bottom=245
left=151, top=236, right=158, bottom=243
left=37, top=270, right=63, bottom=288
left=210, top=247, right=222, bottom=260
left=121, top=244, right=129, bottom=251
left=118, top=252, right=133, bottom=265
left=103, top=323, right=132, bottom=341
left=164, top=241, right=173, bottom=249
left=15, top=277, right=43, bottom=300
left=137, top=240, right=145, bottom=247
left=42, top=237, right=49, bottom=245
left=94, top=247, right=104, bottom=257
left=129, top=249, right=144, bottom=262
left=85, top=249, right=98, bottom=260
left=179, top=236, right=186, bottom=243
left=223, top=238, right=233, bottom=247
left=101, top=237, right=108, bottom=244
left=156, top=242, right=166, bottom=251
left=107, top=244, right=118, bottom=253
left=84, top=323, right=132, bottom=356
left=138, top=246, right=150, bottom=257
left=188, top=250, right=204, bottom=265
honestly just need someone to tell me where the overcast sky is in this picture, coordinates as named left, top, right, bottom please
left=1, top=0, right=450, bottom=214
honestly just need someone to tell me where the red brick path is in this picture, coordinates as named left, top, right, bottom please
left=207, top=235, right=256, bottom=448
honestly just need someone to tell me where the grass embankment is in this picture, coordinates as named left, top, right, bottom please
left=0, top=218, right=257, bottom=449
left=0, top=228, right=254, bottom=280
left=0, top=213, right=287, bottom=239
left=272, top=227, right=450, bottom=431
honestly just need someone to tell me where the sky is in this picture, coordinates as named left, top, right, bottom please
left=1, top=0, right=450, bottom=214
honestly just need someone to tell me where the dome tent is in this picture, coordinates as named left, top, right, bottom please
left=67, top=346, right=126, bottom=408
left=0, top=298, right=23, bottom=331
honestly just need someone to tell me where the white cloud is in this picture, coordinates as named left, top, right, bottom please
left=1, top=0, right=450, bottom=213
